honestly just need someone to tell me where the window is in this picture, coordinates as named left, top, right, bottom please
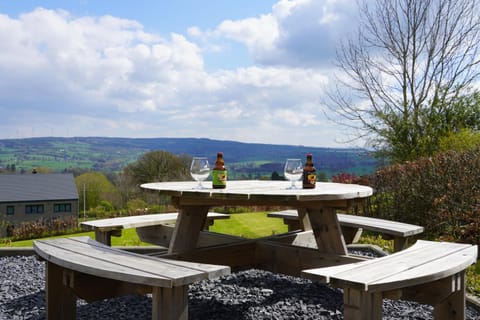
left=6, top=206, right=14, bottom=215
left=54, top=203, right=72, bottom=213
left=25, top=204, right=44, bottom=214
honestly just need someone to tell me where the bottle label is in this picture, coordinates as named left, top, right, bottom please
left=212, top=169, right=227, bottom=188
left=303, top=170, right=316, bottom=188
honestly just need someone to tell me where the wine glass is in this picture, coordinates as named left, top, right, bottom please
left=190, top=157, right=210, bottom=189
left=284, top=159, right=303, bottom=189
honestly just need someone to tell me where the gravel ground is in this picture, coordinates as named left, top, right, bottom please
left=0, top=255, right=479, bottom=320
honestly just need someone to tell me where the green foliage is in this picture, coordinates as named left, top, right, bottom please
left=357, top=234, right=392, bottom=255
left=374, top=90, right=480, bottom=163
left=438, top=129, right=480, bottom=153
left=467, top=263, right=480, bottom=296
left=365, top=148, right=480, bottom=245
left=123, top=150, right=191, bottom=185
left=98, top=200, right=114, bottom=212
left=126, top=199, right=148, bottom=214
left=3, top=216, right=80, bottom=242
left=75, top=172, right=121, bottom=211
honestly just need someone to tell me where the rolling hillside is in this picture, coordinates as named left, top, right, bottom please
left=0, top=137, right=379, bottom=178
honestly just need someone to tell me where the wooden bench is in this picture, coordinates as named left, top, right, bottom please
left=302, top=240, right=478, bottom=320
left=80, top=212, right=230, bottom=246
left=268, top=210, right=424, bottom=252
left=34, top=236, right=230, bottom=320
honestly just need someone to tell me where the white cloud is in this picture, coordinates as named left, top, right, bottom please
left=0, top=3, right=363, bottom=148
left=194, top=0, right=357, bottom=67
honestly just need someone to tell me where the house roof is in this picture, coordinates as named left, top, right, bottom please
left=0, top=173, right=78, bottom=203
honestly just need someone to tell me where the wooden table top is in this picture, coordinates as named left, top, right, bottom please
left=141, top=180, right=373, bottom=203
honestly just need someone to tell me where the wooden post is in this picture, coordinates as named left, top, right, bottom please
left=392, top=236, right=408, bottom=253
left=297, top=208, right=311, bottom=230
left=433, top=272, right=466, bottom=320
left=94, top=230, right=111, bottom=246
left=152, top=286, right=188, bottom=320
left=306, top=207, right=347, bottom=255
left=168, top=206, right=209, bottom=253
left=46, top=262, right=77, bottom=320
left=343, top=288, right=382, bottom=320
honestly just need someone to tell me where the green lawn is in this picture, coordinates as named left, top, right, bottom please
left=0, top=212, right=288, bottom=247
left=209, top=212, right=288, bottom=238
left=1, top=228, right=152, bottom=247
left=1, top=211, right=478, bottom=296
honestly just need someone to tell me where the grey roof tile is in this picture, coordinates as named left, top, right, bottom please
left=0, top=174, right=78, bottom=202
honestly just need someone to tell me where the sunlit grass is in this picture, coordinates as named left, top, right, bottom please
left=0, top=228, right=151, bottom=247
left=1, top=212, right=477, bottom=297
left=1, top=212, right=287, bottom=247
left=209, top=212, right=288, bottom=238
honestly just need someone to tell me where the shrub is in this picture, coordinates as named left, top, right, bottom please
left=8, top=216, right=80, bottom=241
left=365, top=148, right=480, bottom=245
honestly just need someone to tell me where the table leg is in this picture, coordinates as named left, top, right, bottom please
left=306, top=207, right=348, bottom=255
left=297, top=208, right=312, bottom=230
left=168, top=206, right=209, bottom=254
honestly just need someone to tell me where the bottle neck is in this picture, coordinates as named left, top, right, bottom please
left=215, top=153, right=225, bottom=169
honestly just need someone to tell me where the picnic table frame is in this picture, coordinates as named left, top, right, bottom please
left=141, top=180, right=374, bottom=275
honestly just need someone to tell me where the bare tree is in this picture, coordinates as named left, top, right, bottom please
left=329, top=0, right=480, bottom=162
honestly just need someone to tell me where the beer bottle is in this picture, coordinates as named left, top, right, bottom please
left=212, top=152, right=227, bottom=189
left=302, top=153, right=316, bottom=189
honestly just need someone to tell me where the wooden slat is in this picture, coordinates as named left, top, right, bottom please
left=337, top=214, right=424, bottom=237
left=256, top=240, right=366, bottom=277
left=136, top=224, right=246, bottom=248
left=141, top=181, right=373, bottom=203
left=34, top=237, right=230, bottom=287
left=81, top=212, right=229, bottom=231
left=268, top=210, right=424, bottom=237
left=302, top=240, right=477, bottom=292
left=367, top=247, right=476, bottom=292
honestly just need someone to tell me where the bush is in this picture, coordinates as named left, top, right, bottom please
left=7, top=216, right=80, bottom=241
left=364, top=148, right=480, bottom=245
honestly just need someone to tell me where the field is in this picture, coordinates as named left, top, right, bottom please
left=0, top=137, right=379, bottom=178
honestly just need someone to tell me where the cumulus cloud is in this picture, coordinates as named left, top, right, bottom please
left=0, top=2, right=360, bottom=147
left=193, top=0, right=357, bottom=67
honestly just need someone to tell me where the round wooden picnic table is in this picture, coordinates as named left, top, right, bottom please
left=141, top=180, right=373, bottom=257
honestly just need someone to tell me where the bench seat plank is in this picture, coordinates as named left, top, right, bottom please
left=80, top=212, right=230, bottom=246
left=35, top=236, right=230, bottom=320
left=34, top=236, right=230, bottom=288
left=303, top=240, right=477, bottom=292
left=81, top=212, right=229, bottom=231
left=337, top=213, right=424, bottom=237
left=268, top=210, right=424, bottom=237
left=302, top=240, right=477, bottom=320
left=268, top=210, right=424, bottom=251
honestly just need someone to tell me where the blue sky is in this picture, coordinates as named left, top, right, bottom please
left=0, top=0, right=361, bottom=147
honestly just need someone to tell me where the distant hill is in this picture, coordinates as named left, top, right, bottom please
left=0, top=137, right=379, bottom=178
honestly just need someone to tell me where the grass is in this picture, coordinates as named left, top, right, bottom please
left=0, top=228, right=152, bottom=247
left=0, top=212, right=286, bottom=247
left=1, top=212, right=478, bottom=297
left=209, top=212, right=288, bottom=238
